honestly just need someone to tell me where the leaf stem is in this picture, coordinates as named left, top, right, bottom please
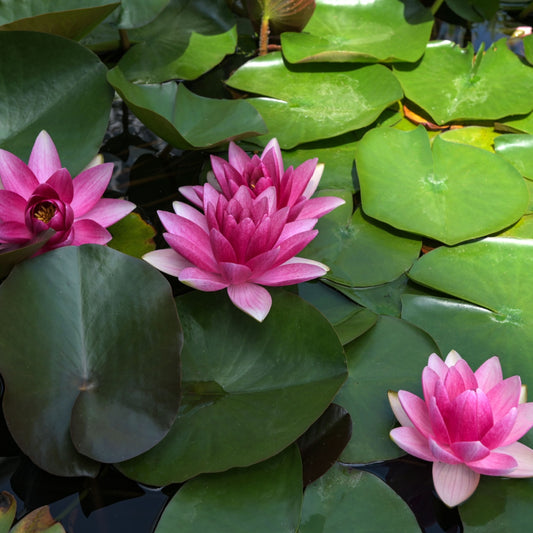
left=431, top=0, right=445, bottom=15
left=258, top=14, right=270, bottom=56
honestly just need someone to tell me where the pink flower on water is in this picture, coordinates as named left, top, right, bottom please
left=144, top=141, right=344, bottom=321
left=389, top=350, right=533, bottom=507
left=180, top=138, right=344, bottom=222
left=0, top=131, right=135, bottom=253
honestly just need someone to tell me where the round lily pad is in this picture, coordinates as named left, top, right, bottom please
left=356, top=126, right=528, bottom=245
left=494, top=134, right=533, bottom=180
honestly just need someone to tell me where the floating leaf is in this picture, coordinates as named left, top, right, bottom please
left=0, top=0, right=119, bottom=40
left=0, top=245, right=182, bottom=476
left=335, top=315, right=438, bottom=463
left=154, top=446, right=302, bottom=533
left=393, top=40, right=533, bottom=124
left=107, top=67, right=266, bottom=149
left=302, top=191, right=421, bottom=286
left=440, top=125, right=499, bottom=151
left=0, top=493, right=16, bottom=533
left=356, top=126, right=528, bottom=245
left=117, top=289, right=347, bottom=485
left=0, top=31, right=114, bottom=175
left=299, top=465, right=420, bottom=532
left=445, top=0, right=499, bottom=22
left=281, top=0, right=433, bottom=63
left=118, top=0, right=236, bottom=83
left=116, top=0, right=169, bottom=29
left=11, top=506, right=65, bottom=533
left=494, top=134, right=533, bottom=180
left=108, top=213, right=156, bottom=258
left=226, top=52, right=403, bottom=148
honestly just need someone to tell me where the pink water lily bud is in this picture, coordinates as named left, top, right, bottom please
left=180, top=138, right=345, bottom=222
left=0, top=131, right=135, bottom=253
left=389, top=350, right=533, bottom=507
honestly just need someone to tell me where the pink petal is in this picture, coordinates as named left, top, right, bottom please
left=227, top=282, right=272, bottom=322
left=297, top=195, right=346, bottom=220
left=497, top=441, right=533, bottom=477
left=70, top=163, right=114, bottom=217
left=252, top=257, right=328, bottom=286
left=219, top=262, right=252, bottom=284
left=287, top=158, right=318, bottom=205
left=227, top=142, right=251, bottom=175
left=261, top=138, right=283, bottom=184
left=482, top=407, right=517, bottom=449
left=448, top=390, right=493, bottom=442
left=398, top=390, right=433, bottom=437
left=429, top=438, right=462, bottom=464
left=450, top=441, right=490, bottom=463
left=422, top=366, right=440, bottom=404
left=275, top=230, right=319, bottom=265
left=45, top=168, right=73, bottom=203
left=444, top=350, right=463, bottom=367
left=500, top=402, right=533, bottom=446
left=178, top=185, right=204, bottom=208
left=0, top=150, right=39, bottom=198
left=302, top=162, right=324, bottom=199
left=427, top=353, right=449, bottom=379
left=428, top=396, right=451, bottom=444
left=454, top=359, right=478, bottom=390
left=0, top=221, right=33, bottom=243
left=487, top=376, right=522, bottom=421
left=474, top=356, right=503, bottom=391
left=28, top=130, right=62, bottom=182
left=432, top=462, right=480, bottom=507
left=70, top=219, right=111, bottom=245
left=179, top=267, right=228, bottom=291
left=164, top=223, right=218, bottom=273
left=78, top=198, right=135, bottom=227
left=467, top=450, right=517, bottom=475
left=0, top=190, right=26, bottom=223
left=210, top=229, right=237, bottom=264
left=389, top=426, right=434, bottom=461
left=388, top=390, right=413, bottom=428
left=143, top=248, right=193, bottom=277
left=444, top=366, right=468, bottom=401
left=172, top=201, right=208, bottom=232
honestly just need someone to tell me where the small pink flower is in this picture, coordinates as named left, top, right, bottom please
left=388, top=350, right=533, bottom=507
left=180, top=138, right=344, bottom=222
left=0, top=130, right=135, bottom=253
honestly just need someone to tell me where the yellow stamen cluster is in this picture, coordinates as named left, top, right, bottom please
left=33, top=202, right=57, bottom=223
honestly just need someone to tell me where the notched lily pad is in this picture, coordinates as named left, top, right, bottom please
left=356, top=126, right=528, bottom=245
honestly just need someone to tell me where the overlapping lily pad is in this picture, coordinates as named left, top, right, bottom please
left=154, top=446, right=302, bottom=533
left=116, top=0, right=169, bottom=29
left=226, top=52, right=403, bottom=148
left=118, top=0, right=236, bottom=83
left=356, top=126, right=528, bottom=245
left=335, top=315, right=438, bottom=463
left=299, top=465, right=420, bottom=532
left=394, top=39, right=533, bottom=124
left=281, top=0, right=433, bottom=64
left=0, top=31, right=114, bottom=175
left=494, top=134, right=533, bottom=180
left=0, top=0, right=119, bottom=39
left=403, top=225, right=533, bottom=448
left=107, top=67, right=266, bottom=149
left=302, top=192, right=421, bottom=286
left=117, top=289, right=347, bottom=485
left=0, top=245, right=182, bottom=476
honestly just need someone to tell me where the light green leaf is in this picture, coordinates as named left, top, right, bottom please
left=494, top=134, right=533, bottom=180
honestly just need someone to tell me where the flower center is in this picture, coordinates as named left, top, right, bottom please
left=33, top=201, right=57, bottom=223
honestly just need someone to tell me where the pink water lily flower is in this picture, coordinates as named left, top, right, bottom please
left=143, top=182, right=332, bottom=322
left=180, top=138, right=344, bottom=222
left=0, top=130, right=135, bottom=253
left=389, top=350, right=533, bottom=507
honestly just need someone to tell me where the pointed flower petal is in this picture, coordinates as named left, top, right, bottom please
left=432, top=462, right=480, bottom=507
left=28, top=130, right=62, bottom=182
left=227, top=283, right=272, bottom=322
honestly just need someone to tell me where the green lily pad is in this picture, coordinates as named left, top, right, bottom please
left=108, top=213, right=156, bottom=258
left=499, top=110, right=533, bottom=135
left=107, top=67, right=266, bottom=149
left=226, top=52, right=403, bottom=148
left=118, top=0, right=236, bottom=83
left=0, top=31, right=114, bottom=175
left=0, top=0, right=119, bottom=40
left=299, top=464, right=420, bottom=532
left=440, top=125, right=499, bottom=151
left=116, top=0, right=169, bottom=29
left=117, top=289, right=347, bottom=485
left=494, top=134, right=533, bottom=180
left=302, top=192, right=421, bottom=286
left=335, top=315, right=438, bottom=463
left=154, top=445, right=302, bottom=533
left=525, top=34, right=533, bottom=65
left=445, top=0, right=499, bottom=21
left=460, top=476, right=533, bottom=531
left=281, top=0, right=432, bottom=64
left=393, top=39, right=533, bottom=125
left=0, top=245, right=182, bottom=476
left=356, top=126, right=528, bottom=245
